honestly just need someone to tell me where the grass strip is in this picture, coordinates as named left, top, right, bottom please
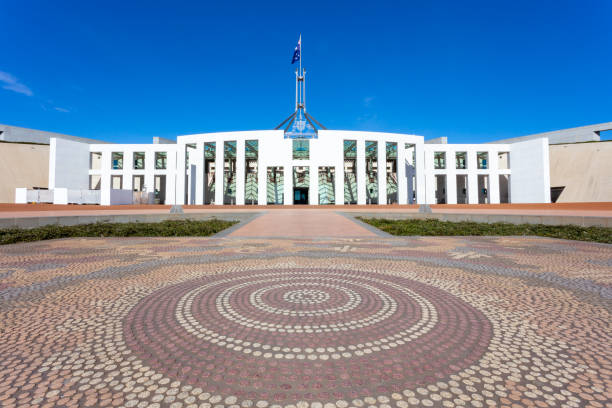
left=358, top=217, right=612, bottom=244
left=0, top=219, right=238, bottom=245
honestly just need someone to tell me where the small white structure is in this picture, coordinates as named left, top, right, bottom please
left=25, top=60, right=552, bottom=206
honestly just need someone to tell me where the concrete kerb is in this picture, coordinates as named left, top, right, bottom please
left=348, top=211, right=610, bottom=228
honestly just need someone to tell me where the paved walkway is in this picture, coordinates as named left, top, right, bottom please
left=228, top=210, right=378, bottom=237
left=0, top=235, right=610, bottom=407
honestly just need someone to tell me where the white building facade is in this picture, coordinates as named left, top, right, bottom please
left=33, top=130, right=550, bottom=206
left=17, top=59, right=553, bottom=206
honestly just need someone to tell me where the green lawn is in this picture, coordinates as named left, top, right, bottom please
left=358, top=217, right=612, bottom=244
left=0, top=219, right=238, bottom=245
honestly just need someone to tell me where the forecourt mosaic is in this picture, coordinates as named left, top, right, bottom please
left=0, top=236, right=610, bottom=407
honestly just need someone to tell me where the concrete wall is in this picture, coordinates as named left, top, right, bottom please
left=0, top=142, right=49, bottom=202
left=549, top=141, right=612, bottom=202
left=509, top=138, right=551, bottom=203
left=49, top=138, right=91, bottom=190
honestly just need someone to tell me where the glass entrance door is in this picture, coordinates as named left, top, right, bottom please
left=293, top=188, right=308, bottom=205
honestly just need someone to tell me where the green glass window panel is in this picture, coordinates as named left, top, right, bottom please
left=223, top=141, right=237, bottom=204
left=224, top=141, right=237, bottom=158
left=344, top=140, right=357, bottom=159
left=293, top=167, right=309, bottom=188
left=204, top=142, right=216, bottom=160
left=434, top=152, right=446, bottom=169
left=365, top=141, right=377, bottom=158
left=245, top=140, right=258, bottom=159
left=133, top=152, right=145, bottom=170
left=155, top=152, right=167, bottom=170
left=111, top=152, right=123, bottom=170
left=267, top=167, right=284, bottom=204
left=365, top=141, right=378, bottom=203
left=386, top=142, right=397, bottom=159
left=477, top=152, right=488, bottom=169
left=244, top=140, right=258, bottom=204
left=456, top=152, right=467, bottom=169
left=293, top=139, right=309, bottom=160
left=318, top=167, right=335, bottom=205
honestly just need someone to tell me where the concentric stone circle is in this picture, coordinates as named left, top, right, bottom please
left=124, top=267, right=493, bottom=404
left=283, top=288, right=330, bottom=304
left=248, top=281, right=363, bottom=317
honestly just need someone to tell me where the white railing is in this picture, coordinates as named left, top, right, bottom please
left=15, top=188, right=101, bottom=205
left=15, top=188, right=156, bottom=205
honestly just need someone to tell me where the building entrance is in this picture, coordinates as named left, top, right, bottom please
left=294, top=188, right=309, bottom=204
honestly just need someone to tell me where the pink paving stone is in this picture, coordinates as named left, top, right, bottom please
left=229, top=210, right=378, bottom=237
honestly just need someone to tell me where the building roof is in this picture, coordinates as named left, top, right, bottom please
left=490, top=122, right=612, bottom=145
left=0, top=124, right=107, bottom=145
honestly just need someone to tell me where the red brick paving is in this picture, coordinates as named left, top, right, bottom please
left=0, top=235, right=610, bottom=407
left=229, top=210, right=378, bottom=237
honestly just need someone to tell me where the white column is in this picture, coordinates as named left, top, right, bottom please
left=446, top=151, right=457, bottom=205
left=357, top=139, right=366, bottom=205
left=426, top=174, right=436, bottom=204
left=194, top=143, right=204, bottom=205
left=258, top=162, right=267, bottom=205
left=123, top=150, right=133, bottom=191
left=166, top=149, right=177, bottom=205
left=335, top=141, right=344, bottom=205
left=215, top=140, right=224, bottom=205
left=100, top=151, right=111, bottom=205
left=284, top=164, right=293, bottom=205
left=236, top=139, right=245, bottom=205
left=467, top=175, right=478, bottom=204
left=310, top=165, right=318, bottom=205
left=447, top=173, right=457, bottom=204
left=415, top=143, right=426, bottom=204
left=144, top=150, right=155, bottom=194
left=188, top=164, right=196, bottom=205
left=397, top=143, right=407, bottom=205
left=489, top=173, right=500, bottom=204
left=423, top=147, right=436, bottom=204
left=175, top=145, right=186, bottom=205
left=467, top=151, right=478, bottom=204
left=377, top=141, right=387, bottom=205
left=488, top=151, right=500, bottom=204
left=49, top=138, right=57, bottom=189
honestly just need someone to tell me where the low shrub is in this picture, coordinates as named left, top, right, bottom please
left=0, top=219, right=237, bottom=245
left=358, top=217, right=612, bottom=244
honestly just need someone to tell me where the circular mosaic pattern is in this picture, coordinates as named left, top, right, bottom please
left=124, top=268, right=493, bottom=403
left=283, top=289, right=330, bottom=304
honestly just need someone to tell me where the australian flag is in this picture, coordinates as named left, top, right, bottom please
left=291, top=35, right=301, bottom=64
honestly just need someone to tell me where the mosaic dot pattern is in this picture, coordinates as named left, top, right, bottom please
left=0, top=235, right=610, bottom=408
left=123, top=268, right=492, bottom=402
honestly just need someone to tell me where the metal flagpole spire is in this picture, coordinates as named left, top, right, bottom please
left=276, top=34, right=325, bottom=136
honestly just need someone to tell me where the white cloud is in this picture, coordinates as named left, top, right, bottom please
left=363, top=96, right=375, bottom=107
left=0, top=71, right=33, bottom=96
left=54, top=107, right=70, bottom=113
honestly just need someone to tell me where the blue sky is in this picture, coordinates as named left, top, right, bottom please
left=1, top=0, right=610, bottom=143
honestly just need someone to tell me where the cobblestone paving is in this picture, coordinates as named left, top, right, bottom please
left=0, top=236, right=611, bottom=408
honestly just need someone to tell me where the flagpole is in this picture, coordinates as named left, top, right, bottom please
left=299, top=35, right=302, bottom=114
left=301, top=35, right=305, bottom=112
